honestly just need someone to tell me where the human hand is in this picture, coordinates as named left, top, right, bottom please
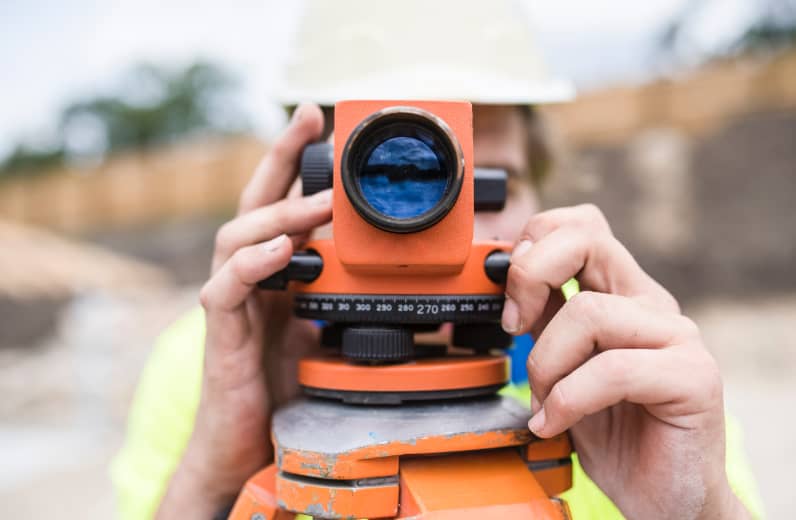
left=503, top=204, right=750, bottom=519
left=157, top=104, right=331, bottom=519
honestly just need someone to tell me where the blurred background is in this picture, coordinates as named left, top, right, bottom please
left=1, top=0, right=794, bottom=518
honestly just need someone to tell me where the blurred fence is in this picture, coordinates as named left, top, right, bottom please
left=538, top=49, right=796, bottom=304
left=0, top=137, right=265, bottom=233
left=543, top=49, right=796, bottom=145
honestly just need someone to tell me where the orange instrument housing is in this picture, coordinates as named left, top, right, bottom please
left=333, top=100, right=474, bottom=276
left=285, top=100, right=513, bottom=392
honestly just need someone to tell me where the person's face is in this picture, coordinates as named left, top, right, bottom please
left=472, top=104, right=539, bottom=242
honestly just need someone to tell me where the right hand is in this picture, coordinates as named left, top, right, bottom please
left=156, top=104, right=331, bottom=519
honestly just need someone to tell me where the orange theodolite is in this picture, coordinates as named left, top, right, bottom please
left=229, top=100, right=573, bottom=519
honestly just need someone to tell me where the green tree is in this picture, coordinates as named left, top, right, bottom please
left=1, top=61, right=247, bottom=178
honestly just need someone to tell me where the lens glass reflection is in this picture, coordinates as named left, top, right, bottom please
left=357, top=136, right=448, bottom=219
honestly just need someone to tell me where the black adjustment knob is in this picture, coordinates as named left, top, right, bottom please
left=484, top=250, right=511, bottom=284
left=342, top=326, right=414, bottom=364
left=301, top=142, right=334, bottom=196
left=474, top=168, right=507, bottom=211
left=452, top=323, right=513, bottom=352
left=257, top=251, right=323, bottom=290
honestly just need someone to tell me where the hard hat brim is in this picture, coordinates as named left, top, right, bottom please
left=274, top=65, right=576, bottom=106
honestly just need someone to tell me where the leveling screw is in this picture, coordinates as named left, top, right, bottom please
left=251, top=514, right=266, bottom=520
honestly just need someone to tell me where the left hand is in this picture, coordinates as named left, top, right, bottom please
left=502, top=204, right=750, bottom=519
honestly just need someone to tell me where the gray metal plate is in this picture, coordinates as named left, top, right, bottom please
left=273, top=395, right=532, bottom=455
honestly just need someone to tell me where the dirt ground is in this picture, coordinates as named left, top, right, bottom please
left=693, top=296, right=796, bottom=518
left=0, top=288, right=198, bottom=519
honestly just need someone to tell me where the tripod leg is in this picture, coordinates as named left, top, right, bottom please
left=229, top=465, right=296, bottom=520
left=397, top=449, right=571, bottom=519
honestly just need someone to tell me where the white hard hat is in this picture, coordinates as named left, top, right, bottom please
left=275, top=0, right=575, bottom=106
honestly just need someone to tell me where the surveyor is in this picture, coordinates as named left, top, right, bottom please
left=112, top=1, right=763, bottom=518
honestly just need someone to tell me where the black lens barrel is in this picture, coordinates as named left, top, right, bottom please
left=341, top=108, right=464, bottom=234
left=298, top=124, right=508, bottom=221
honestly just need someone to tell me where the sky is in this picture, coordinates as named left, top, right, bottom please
left=0, top=0, right=760, bottom=159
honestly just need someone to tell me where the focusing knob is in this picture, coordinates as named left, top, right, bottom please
left=452, top=323, right=513, bottom=352
left=474, top=168, right=507, bottom=211
left=342, top=326, right=414, bottom=363
left=484, top=251, right=510, bottom=284
left=257, top=251, right=323, bottom=290
left=301, top=142, right=334, bottom=196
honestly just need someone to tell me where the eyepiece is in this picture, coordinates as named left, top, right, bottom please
left=341, top=107, right=464, bottom=234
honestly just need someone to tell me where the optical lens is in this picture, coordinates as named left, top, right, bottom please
left=343, top=108, right=463, bottom=233
left=358, top=135, right=448, bottom=219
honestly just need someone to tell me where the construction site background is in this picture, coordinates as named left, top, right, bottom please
left=1, top=50, right=795, bottom=518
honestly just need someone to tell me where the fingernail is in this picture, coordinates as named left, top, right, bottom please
left=264, top=234, right=287, bottom=253
left=513, top=239, right=533, bottom=258
left=528, top=407, right=546, bottom=435
left=311, top=188, right=332, bottom=206
left=501, top=296, right=522, bottom=334
left=531, top=394, right=541, bottom=414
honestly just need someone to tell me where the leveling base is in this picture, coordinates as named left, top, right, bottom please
left=298, top=355, right=508, bottom=404
left=229, top=397, right=573, bottom=519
